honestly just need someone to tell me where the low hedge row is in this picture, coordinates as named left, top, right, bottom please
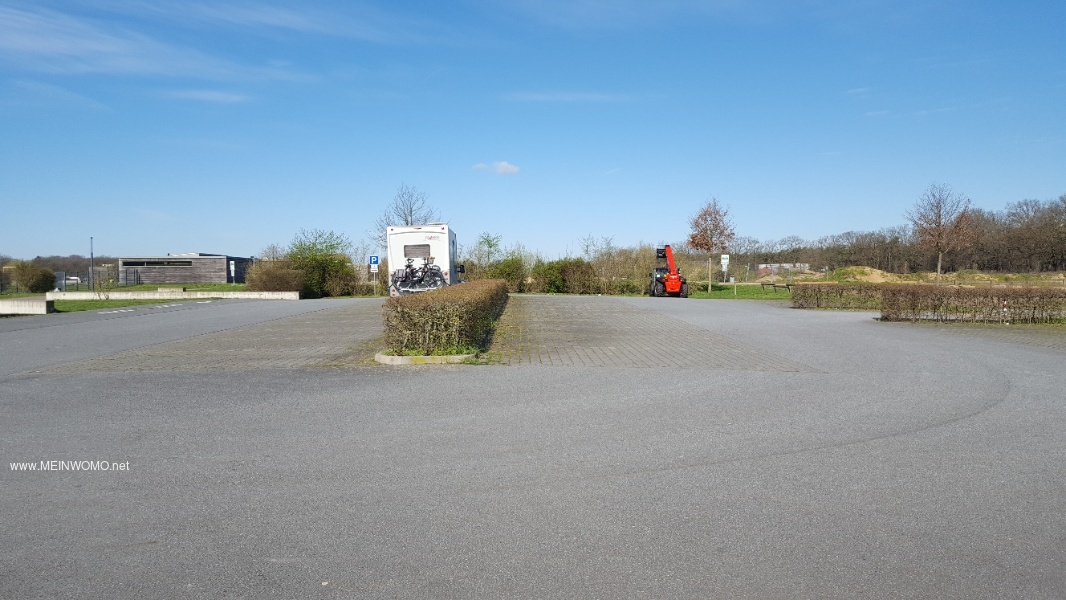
left=792, top=282, right=1066, bottom=323
left=790, top=283, right=883, bottom=310
left=382, top=279, right=509, bottom=355
left=881, top=285, right=1066, bottom=323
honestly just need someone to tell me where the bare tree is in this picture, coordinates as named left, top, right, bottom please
left=906, top=183, right=976, bottom=282
left=258, top=243, right=288, bottom=261
left=581, top=234, right=619, bottom=293
left=688, top=197, right=736, bottom=254
left=474, top=232, right=503, bottom=265
left=371, top=183, right=440, bottom=248
left=465, top=232, right=502, bottom=278
left=688, top=197, right=736, bottom=282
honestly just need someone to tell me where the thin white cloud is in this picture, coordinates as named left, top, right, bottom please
left=506, top=91, right=630, bottom=103
left=911, top=106, right=957, bottom=116
left=496, top=1, right=953, bottom=33
left=3, top=80, right=110, bottom=111
left=493, top=161, right=519, bottom=175
left=0, top=5, right=310, bottom=81
left=162, top=137, right=247, bottom=151
left=167, top=90, right=250, bottom=103
left=497, top=0, right=745, bottom=30
left=83, top=0, right=444, bottom=45
left=473, top=161, right=520, bottom=175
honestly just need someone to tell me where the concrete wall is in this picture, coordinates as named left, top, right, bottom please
left=0, top=299, right=54, bottom=315
left=45, top=291, right=300, bottom=301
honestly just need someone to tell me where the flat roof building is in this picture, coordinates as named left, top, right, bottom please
left=118, top=253, right=250, bottom=285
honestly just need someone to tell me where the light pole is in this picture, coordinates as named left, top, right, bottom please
left=89, top=237, right=94, bottom=289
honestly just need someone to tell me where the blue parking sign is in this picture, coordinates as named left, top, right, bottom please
left=369, top=255, right=379, bottom=265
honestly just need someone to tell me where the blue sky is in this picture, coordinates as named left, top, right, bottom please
left=2, top=0, right=1063, bottom=261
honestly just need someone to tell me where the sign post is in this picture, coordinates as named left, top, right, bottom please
left=720, top=254, right=730, bottom=284
left=369, top=255, right=379, bottom=296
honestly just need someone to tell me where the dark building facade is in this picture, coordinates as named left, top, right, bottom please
left=118, top=253, right=250, bottom=285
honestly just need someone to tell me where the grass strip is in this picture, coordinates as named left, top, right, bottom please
left=53, top=299, right=202, bottom=313
left=689, top=283, right=790, bottom=300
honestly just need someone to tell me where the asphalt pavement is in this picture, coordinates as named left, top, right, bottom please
left=2, top=295, right=1064, bottom=599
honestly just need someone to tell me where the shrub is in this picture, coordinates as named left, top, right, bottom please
left=323, top=270, right=357, bottom=297
left=488, top=255, right=527, bottom=292
left=12, top=261, right=55, bottom=293
left=528, top=260, right=563, bottom=293
left=527, top=258, right=597, bottom=294
left=560, top=258, right=596, bottom=294
left=286, top=229, right=355, bottom=298
left=383, top=279, right=508, bottom=355
left=27, top=267, right=56, bottom=293
left=294, top=254, right=353, bottom=298
left=246, top=261, right=305, bottom=294
left=350, top=282, right=377, bottom=297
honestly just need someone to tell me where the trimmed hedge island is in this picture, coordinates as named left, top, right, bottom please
left=382, top=279, right=508, bottom=356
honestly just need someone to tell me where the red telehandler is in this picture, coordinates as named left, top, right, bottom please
left=650, top=245, right=689, bottom=297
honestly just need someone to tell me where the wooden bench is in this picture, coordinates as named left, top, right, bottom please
left=760, top=282, right=793, bottom=293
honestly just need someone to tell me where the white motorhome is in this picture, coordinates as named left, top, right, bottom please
left=385, top=224, right=462, bottom=296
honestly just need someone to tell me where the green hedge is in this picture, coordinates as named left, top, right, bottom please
left=383, top=279, right=509, bottom=355
left=791, top=283, right=883, bottom=309
left=881, top=285, right=1066, bottom=323
left=793, top=282, right=1066, bottom=322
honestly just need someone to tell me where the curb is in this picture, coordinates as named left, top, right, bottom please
left=374, top=353, right=475, bottom=365
left=45, top=291, right=300, bottom=301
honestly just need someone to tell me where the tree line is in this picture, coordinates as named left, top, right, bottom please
left=455, top=185, right=1066, bottom=293
left=5, top=184, right=1062, bottom=297
left=748, top=189, right=1066, bottom=276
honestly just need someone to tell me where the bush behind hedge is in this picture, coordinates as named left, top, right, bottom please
left=246, top=261, right=305, bottom=294
left=383, top=279, right=508, bottom=355
left=11, top=261, right=56, bottom=293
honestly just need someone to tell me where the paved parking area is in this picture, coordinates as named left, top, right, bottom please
left=4, top=294, right=1066, bottom=599
left=907, top=321, right=1066, bottom=351
left=40, top=300, right=384, bottom=373
left=26, top=294, right=1062, bottom=376
left=489, top=295, right=814, bottom=371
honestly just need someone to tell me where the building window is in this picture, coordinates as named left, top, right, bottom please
left=122, top=260, right=194, bottom=267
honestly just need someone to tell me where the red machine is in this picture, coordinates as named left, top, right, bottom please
left=650, top=245, right=689, bottom=297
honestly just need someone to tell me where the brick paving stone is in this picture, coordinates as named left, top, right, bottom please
left=488, top=295, right=816, bottom=372
left=899, top=321, right=1066, bottom=351
left=41, top=300, right=384, bottom=374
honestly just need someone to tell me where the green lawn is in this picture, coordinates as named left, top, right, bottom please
left=689, top=283, right=791, bottom=300
left=53, top=299, right=203, bottom=312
